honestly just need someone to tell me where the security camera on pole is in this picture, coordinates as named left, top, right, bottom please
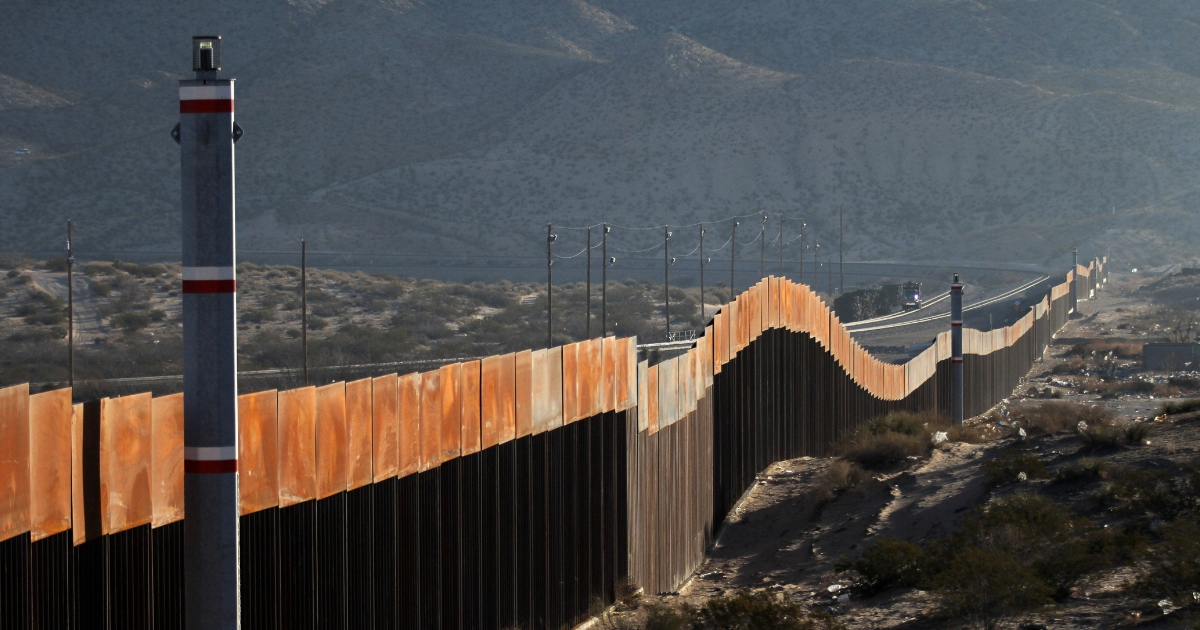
left=177, top=35, right=241, bottom=629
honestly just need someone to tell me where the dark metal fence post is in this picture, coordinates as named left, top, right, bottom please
left=548, top=225, right=555, bottom=348
left=664, top=226, right=671, bottom=339
left=1070, top=248, right=1079, bottom=314
left=587, top=227, right=592, bottom=339
left=951, top=273, right=964, bottom=427
left=302, top=239, right=308, bottom=386
left=778, top=215, right=784, bottom=276
left=699, top=225, right=705, bottom=321
left=839, top=207, right=844, bottom=296
left=730, top=222, right=738, bottom=297
left=66, top=219, right=74, bottom=389
left=602, top=224, right=609, bottom=336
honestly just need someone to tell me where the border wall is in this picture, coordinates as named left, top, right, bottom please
left=0, top=260, right=1103, bottom=629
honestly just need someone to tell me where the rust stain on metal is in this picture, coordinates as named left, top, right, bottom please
left=237, top=390, right=278, bottom=516
left=346, top=378, right=373, bottom=490
left=460, top=360, right=482, bottom=456
left=514, top=350, right=533, bottom=438
left=28, top=387, right=69, bottom=541
left=601, top=337, right=617, bottom=413
left=315, top=382, right=348, bottom=499
left=372, top=374, right=399, bottom=482
left=151, top=393, right=184, bottom=526
left=480, top=353, right=514, bottom=448
left=531, top=347, right=563, bottom=434
left=583, top=339, right=602, bottom=418
left=440, top=363, right=462, bottom=462
left=560, top=343, right=579, bottom=424
left=101, top=393, right=153, bottom=535
left=277, top=386, right=316, bottom=507
left=621, top=337, right=638, bottom=411
left=71, top=402, right=92, bottom=545
left=419, top=368, right=442, bottom=471
left=647, top=364, right=659, bottom=435
left=0, top=383, right=29, bottom=542
left=398, top=373, right=421, bottom=477
left=637, top=360, right=649, bottom=432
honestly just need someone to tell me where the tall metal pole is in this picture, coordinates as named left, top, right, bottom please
left=799, top=230, right=804, bottom=284
left=664, top=226, right=671, bottom=339
left=778, top=215, right=784, bottom=276
left=827, top=255, right=833, bottom=296
left=731, top=222, right=738, bottom=298
left=586, top=227, right=592, bottom=339
left=699, top=225, right=705, bottom=321
left=839, top=207, right=844, bottom=296
left=301, top=239, right=308, bottom=386
left=1070, top=248, right=1079, bottom=314
left=951, top=273, right=964, bottom=427
left=66, top=219, right=74, bottom=389
left=547, top=224, right=554, bottom=348
left=759, top=215, right=766, bottom=280
left=179, top=35, right=239, bottom=629
left=602, top=224, right=608, bottom=337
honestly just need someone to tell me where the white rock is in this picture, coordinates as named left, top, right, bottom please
left=1017, top=472, right=1028, bottom=482
left=932, top=431, right=949, bottom=444
left=827, top=584, right=842, bottom=593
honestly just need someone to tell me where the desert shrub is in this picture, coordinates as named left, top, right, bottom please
left=642, top=602, right=696, bottom=630
left=811, top=461, right=868, bottom=503
left=635, top=591, right=846, bottom=630
left=1168, top=377, right=1200, bottom=391
left=928, top=546, right=1052, bottom=630
left=307, top=316, right=327, bottom=330
left=111, top=311, right=153, bottom=333
left=1055, top=458, right=1112, bottom=483
left=83, top=262, right=115, bottom=276
left=1077, top=424, right=1123, bottom=452
left=836, top=537, right=926, bottom=595
left=1018, top=401, right=1112, bottom=435
left=1124, top=423, right=1153, bottom=445
left=241, top=308, right=275, bottom=324
left=837, top=411, right=944, bottom=469
left=1099, top=460, right=1200, bottom=521
left=1137, top=520, right=1200, bottom=611
left=980, top=450, right=1050, bottom=486
left=90, top=280, right=112, bottom=296
left=1162, top=398, right=1200, bottom=415
left=1068, top=339, right=1143, bottom=359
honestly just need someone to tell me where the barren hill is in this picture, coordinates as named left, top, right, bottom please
left=3, top=0, right=1200, bottom=270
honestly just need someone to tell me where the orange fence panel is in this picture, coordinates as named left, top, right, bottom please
left=151, top=393, right=184, bottom=527
left=637, top=360, right=649, bottom=432
left=0, top=383, right=29, bottom=543
left=372, top=374, right=399, bottom=482
left=582, top=339, right=602, bottom=419
left=419, top=368, right=442, bottom=472
left=561, top=343, right=580, bottom=424
left=515, top=350, right=533, bottom=438
left=460, top=360, right=482, bottom=456
left=440, top=363, right=462, bottom=463
left=618, top=337, right=638, bottom=411
left=278, top=387, right=317, bottom=507
left=647, top=364, right=660, bottom=434
left=398, top=373, right=421, bottom=477
left=316, top=383, right=348, bottom=500
left=101, top=394, right=153, bottom=535
left=238, top=390, right=278, bottom=516
left=531, top=348, right=563, bottom=434
left=602, top=337, right=617, bottom=413
left=346, top=378, right=373, bottom=490
left=29, top=388, right=70, bottom=542
left=71, top=401, right=96, bottom=545
left=484, top=353, right=516, bottom=447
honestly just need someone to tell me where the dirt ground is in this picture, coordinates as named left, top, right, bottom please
left=596, top=272, right=1200, bottom=629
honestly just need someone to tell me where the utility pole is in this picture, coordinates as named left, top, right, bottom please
left=301, top=239, right=308, bottom=386
left=547, top=225, right=555, bottom=348
left=778, top=215, right=784, bottom=277
left=730, top=221, right=739, bottom=297
left=602, top=224, right=609, bottom=337
left=760, top=214, right=767, bottom=280
left=828, top=255, right=833, bottom=297
left=664, top=226, right=671, bottom=339
left=178, top=35, right=239, bottom=629
left=66, top=220, right=74, bottom=389
left=839, top=207, right=844, bottom=296
left=951, top=274, right=964, bottom=427
left=586, top=226, right=592, bottom=339
left=699, top=225, right=705, bottom=321
left=799, top=230, right=804, bottom=284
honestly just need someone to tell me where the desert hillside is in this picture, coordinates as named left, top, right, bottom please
left=3, top=1, right=1200, bottom=270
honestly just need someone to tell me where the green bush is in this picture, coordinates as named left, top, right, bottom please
left=111, top=311, right=153, bottom=333
left=1137, top=520, right=1200, bottom=611
left=837, top=411, right=944, bottom=469
left=811, top=460, right=868, bottom=503
left=929, top=546, right=1052, bottom=630
left=1098, top=460, right=1200, bottom=521
left=1055, top=458, right=1111, bottom=483
left=1078, top=424, right=1123, bottom=452
left=637, top=590, right=846, bottom=630
left=836, top=537, right=926, bottom=595
left=90, top=280, right=112, bottom=296
left=980, top=450, right=1050, bottom=486
left=307, top=316, right=328, bottom=331
left=1124, top=423, right=1153, bottom=445
left=1018, top=401, right=1112, bottom=434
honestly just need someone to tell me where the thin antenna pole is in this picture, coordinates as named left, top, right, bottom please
left=828, top=254, right=833, bottom=296
left=699, top=225, right=705, bottom=321
left=839, top=207, right=844, bottom=296
left=799, top=229, right=804, bottom=284
left=302, top=239, right=308, bottom=386
left=547, top=224, right=554, bottom=348
left=602, top=224, right=608, bottom=337
left=664, top=226, right=671, bottom=339
left=67, top=219, right=74, bottom=389
left=731, top=222, right=738, bottom=298
left=778, top=215, right=784, bottom=276
left=586, top=227, right=592, bottom=339
left=759, top=215, right=766, bottom=280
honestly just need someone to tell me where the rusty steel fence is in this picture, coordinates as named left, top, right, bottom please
left=0, top=260, right=1103, bottom=628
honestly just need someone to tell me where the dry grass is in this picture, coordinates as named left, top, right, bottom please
left=811, top=461, right=869, bottom=503
left=1015, top=401, right=1113, bottom=435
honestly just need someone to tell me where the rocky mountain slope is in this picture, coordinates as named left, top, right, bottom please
left=3, top=0, right=1200, bottom=270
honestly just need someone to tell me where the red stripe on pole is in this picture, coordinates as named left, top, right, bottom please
left=952, top=358, right=963, bottom=363
left=182, top=280, right=236, bottom=294
left=185, top=459, right=238, bottom=474
left=180, top=99, right=234, bottom=114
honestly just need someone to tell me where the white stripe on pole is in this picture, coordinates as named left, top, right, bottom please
left=182, top=266, right=236, bottom=280
left=184, top=445, right=238, bottom=460
left=179, top=84, right=234, bottom=100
